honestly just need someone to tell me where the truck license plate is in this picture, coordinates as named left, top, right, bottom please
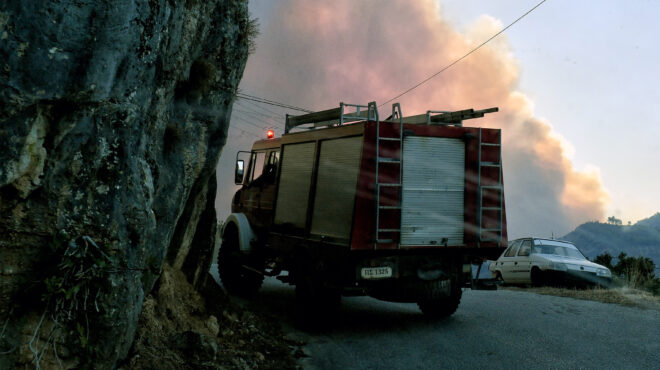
left=361, top=266, right=393, bottom=279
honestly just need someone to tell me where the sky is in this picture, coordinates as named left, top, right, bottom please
left=216, top=0, right=660, bottom=239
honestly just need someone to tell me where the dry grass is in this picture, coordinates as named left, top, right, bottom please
left=504, top=286, right=660, bottom=311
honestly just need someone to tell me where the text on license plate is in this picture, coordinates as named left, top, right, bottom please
left=361, top=266, right=393, bottom=279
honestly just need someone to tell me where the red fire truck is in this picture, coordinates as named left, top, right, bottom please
left=219, top=102, right=506, bottom=318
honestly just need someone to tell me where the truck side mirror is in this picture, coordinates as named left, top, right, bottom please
left=235, top=160, right=244, bottom=184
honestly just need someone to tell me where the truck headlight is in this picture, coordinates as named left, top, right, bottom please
left=597, top=268, right=611, bottom=277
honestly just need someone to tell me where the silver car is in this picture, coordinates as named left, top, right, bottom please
left=489, top=238, right=612, bottom=287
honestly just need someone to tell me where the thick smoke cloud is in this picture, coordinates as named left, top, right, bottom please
left=218, top=0, right=609, bottom=238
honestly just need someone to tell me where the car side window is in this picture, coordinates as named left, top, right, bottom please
left=504, top=240, right=522, bottom=257
left=517, top=240, right=532, bottom=256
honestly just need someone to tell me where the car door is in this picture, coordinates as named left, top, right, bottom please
left=499, top=240, right=522, bottom=282
left=511, top=239, right=533, bottom=282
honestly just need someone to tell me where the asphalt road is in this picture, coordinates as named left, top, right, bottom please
left=209, top=264, right=659, bottom=369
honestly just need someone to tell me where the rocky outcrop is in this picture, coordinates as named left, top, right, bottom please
left=0, top=0, right=250, bottom=368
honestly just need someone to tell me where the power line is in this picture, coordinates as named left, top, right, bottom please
left=235, top=97, right=287, bottom=119
left=233, top=108, right=279, bottom=125
left=237, top=92, right=314, bottom=113
left=231, top=112, right=271, bottom=132
left=233, top=101, right=285, bottom=127
left=381, top=0, right=548, bottom=107
left=228, top=124, right=262, bottom=138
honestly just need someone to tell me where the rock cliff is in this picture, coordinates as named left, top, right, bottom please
left=0, top=0, right=250, bottom=368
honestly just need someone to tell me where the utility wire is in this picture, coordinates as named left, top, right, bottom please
left=237, top=93, right=314, bottom=113
left=381, top=0, right=547, bottom=107
left=231, top=112, right=271, bottom=132
left=228, top=124, right=262, bottom=138
left=233, top=108, right=278, bottom=125
left=236, top=97, right=287, bottom=119
left=233, top=102, right=285, bottom=126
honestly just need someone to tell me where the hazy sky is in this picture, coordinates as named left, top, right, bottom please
left=439, top=0, right=660, bottom=225
left=217, top=0, right=659, bottom=238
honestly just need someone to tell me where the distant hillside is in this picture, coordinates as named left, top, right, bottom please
left=561, top=213, right=660, bottom=267
left=636, top=212, right=660, bottom=228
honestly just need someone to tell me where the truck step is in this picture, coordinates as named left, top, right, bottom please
left=378, top=137, right=402, bottom=141
left=379, top=206, right=401, bottom=210
left=480, top=142, right=501, bottom=147
left=378, top=228, right=401, bottom=232
left=481, top=207, right=502, bottom=211
left=480, top=162, right=501, bottom=167
left=378, top=183, right=402, bottom=187
left=376, top=239, right=396, bottom=243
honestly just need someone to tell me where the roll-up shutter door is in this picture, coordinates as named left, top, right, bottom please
left=274, top=142, right=316, bottom=228
left=401, top=136, right=465, bottom=246
left=310, top=136, right=363, bottom=240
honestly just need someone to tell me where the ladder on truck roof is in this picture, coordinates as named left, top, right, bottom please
left=285, top=102, right=379, bottom=133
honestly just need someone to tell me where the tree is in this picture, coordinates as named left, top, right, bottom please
left=593, top=252, right=614, bottom=270
left=606, top=216, right=622, bottom=226
left=612, top=252, right=656, bottom=288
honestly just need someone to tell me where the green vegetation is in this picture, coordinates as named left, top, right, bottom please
left=28, top=234, right=117, bottom=368
left=593, top=252, right=659, bottom=295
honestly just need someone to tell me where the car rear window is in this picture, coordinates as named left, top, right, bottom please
left=504, top=240, right=522, bottom=257
left=517, top=240, right=532, bottom=256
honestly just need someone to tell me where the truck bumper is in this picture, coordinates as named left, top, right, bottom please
left=351, top=252, right=470, bottom=302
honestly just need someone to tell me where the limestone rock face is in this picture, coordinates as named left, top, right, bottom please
left=0, top=0, right=249, bottom=367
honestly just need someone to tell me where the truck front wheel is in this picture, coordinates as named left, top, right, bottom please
left=217, top=227, right=263, bottom=297
left=417, top=280, right=462, bottom=319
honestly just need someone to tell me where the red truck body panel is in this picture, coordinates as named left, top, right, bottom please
left=351, top=121, right=507, bottom=251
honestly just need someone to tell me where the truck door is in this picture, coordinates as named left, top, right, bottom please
left=256, top=150, right=280, bottom=221
left=240, top=151, right=266, bottom=227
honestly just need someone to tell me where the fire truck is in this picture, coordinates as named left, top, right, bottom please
left=219, top=102, right=506, bottom=318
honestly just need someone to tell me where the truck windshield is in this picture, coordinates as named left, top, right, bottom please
left=531, top=245, right=585, bottom=259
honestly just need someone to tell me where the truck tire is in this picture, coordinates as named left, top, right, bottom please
left=294, top=279, right=341, bottom=330
left=417, top=280, right=462, bottom=319
left=217, top=227, right=263, bottom=297
left=292, top=257, right=341, bottom=330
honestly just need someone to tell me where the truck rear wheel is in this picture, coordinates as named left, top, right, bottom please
left=217, top=227, right=263, bottom=297
left=417, top=280, right=462, bottom=319
left=294, top=279, right=341, bottom=330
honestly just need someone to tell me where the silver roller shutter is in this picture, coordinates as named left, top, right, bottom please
left=401, top=136, right=465, bottom=246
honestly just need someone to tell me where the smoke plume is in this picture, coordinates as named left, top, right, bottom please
left=219, top=0, right=609, bottom=237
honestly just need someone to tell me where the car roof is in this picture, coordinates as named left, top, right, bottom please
left=509, top=237, right=575, bottom=245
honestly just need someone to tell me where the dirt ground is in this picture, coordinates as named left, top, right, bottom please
left=121, top=264, right=303, bottom=369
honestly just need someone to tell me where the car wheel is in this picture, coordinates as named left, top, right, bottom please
left=495, top=271, right=504, bottom=285
left=530, top=267, right=545, bottom=287
left=217, top=227, right=264, bottom=297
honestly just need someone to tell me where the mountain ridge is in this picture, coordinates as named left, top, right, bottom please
left=561, top=213, right=660, bottom=268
